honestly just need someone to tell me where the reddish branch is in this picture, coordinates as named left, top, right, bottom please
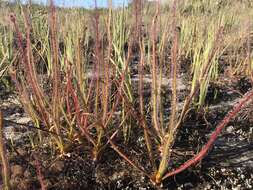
left=10, top=13, right=50, bottom=127
left=66, top=67, right=95, bottom=146
left=163, top=89, right=253, bottom=180
left=34, top=157, right=47, bottom=190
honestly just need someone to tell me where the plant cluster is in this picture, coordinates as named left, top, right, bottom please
left=0, top=0, right=253, bottom=188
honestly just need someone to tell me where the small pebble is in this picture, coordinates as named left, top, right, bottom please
left=226, top=125, right=234, bottom=133
left=24, top=170, right=32, bottom=178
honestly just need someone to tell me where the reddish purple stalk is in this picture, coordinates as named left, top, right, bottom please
left=66, top=66, right=95, bottom=146
left=34, top=157, right=47, bottom=190
left=163, top=89, right=253, bottom=180
left=10, top=13, right=50, bottom=127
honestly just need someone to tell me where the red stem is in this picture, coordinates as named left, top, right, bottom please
left=163, top=89, right=253, bottom=180
left=34, top=157, right=47, bottom=190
